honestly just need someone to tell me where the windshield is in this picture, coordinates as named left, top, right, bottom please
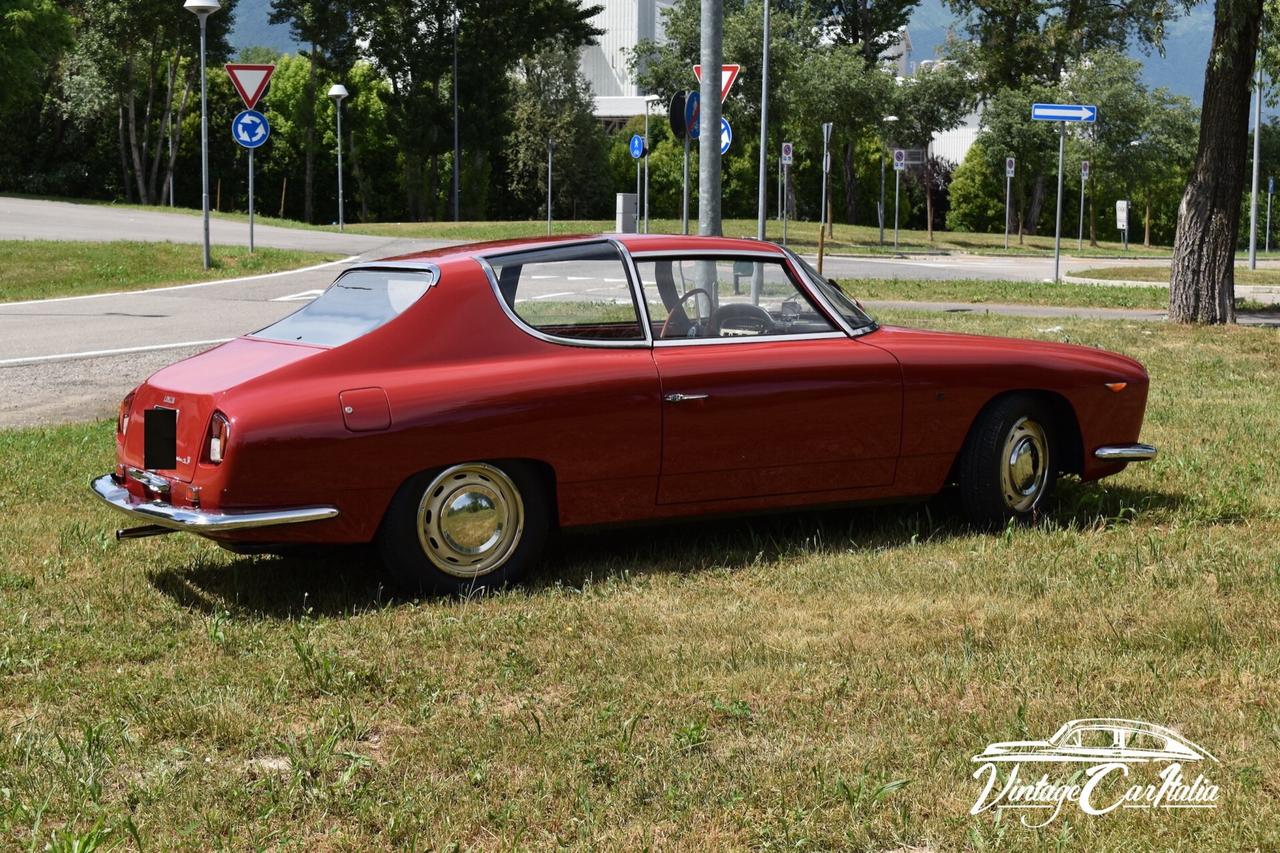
left=785, top=250, right=876, bottom=331
left=253, top=268, right=435, bottom=346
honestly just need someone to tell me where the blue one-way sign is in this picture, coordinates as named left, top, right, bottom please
left=1031, top=103, right=1097, bottom=123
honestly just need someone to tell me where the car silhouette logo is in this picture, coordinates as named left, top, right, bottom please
left=972, top=718, right=1216, bottom=764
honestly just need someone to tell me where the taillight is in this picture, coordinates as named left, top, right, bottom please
left=117, top=391, right=136, bottom=435
left=206, top=411, right=231, bottom=464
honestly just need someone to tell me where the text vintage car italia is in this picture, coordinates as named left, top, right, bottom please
left=92, top=235, right=1156, bottom=593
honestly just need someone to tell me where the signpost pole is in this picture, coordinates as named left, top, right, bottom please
left=197, top=13, right=211, bottom=269
left=1052, top=123, right=1065, bottom=283
left=546, top=137, right=553, bottom=236
left=248, top=148, right=254, bottom=252
left=643, top=105, right=650, bottom=234
left=894, top=166, right=900, bottom=252
left=879, top=151, right=886, bottom=246
left=1268, top=177, right=1274, bottom=253
left=782, top=163, right=788, bottom=245
left=818, top=122, right=832, bottom=274
left=1250, top=56, right=1262, bottom=270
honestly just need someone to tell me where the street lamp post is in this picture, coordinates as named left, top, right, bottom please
left=328, top=84, right=348, bottom=232
left=756, top=0, right=770, bottom=242
left=879, top=115, right=897, bottom=247
left=453, top=8, right=461, bottom=222
left=184, top=0, right=220, bottom=270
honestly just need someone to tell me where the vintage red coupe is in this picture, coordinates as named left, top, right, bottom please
left=92, top=235, right=1156, bottom=593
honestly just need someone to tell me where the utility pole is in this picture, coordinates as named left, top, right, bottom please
left=1052, top=123, right=1065, bottom=283
left=453, top=8, right=461, bottom=222
left=546, top=137, right=554, bottom=235
left=756, top=0, right=770, bottom=242
left=818, top=122, right=832, bottom=273
left=698, top=0, right=723, bottom=237
left=184, top=0, right=220, bottom=270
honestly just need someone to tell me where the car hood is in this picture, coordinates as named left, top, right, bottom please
left=865, top=325, right=1148, bottom=379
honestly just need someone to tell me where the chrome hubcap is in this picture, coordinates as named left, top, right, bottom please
left=1000, top=417, right=1049, bottom=513
left=417, top=464, right=524, bottom=578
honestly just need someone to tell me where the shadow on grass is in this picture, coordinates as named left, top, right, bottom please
left=146, top=481, right=1186, bottom=618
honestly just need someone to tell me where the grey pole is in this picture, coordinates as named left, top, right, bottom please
left=328, top=84, right=348, bottom=232
left=819, top=122, right=831, bottom=244
left=198, top=14, right=211, bottom=268
left=682, top=134, right=690, bottom=235
left=643, top=104, right=650, bottom=234
left=1078, top=168, right=1086, bottom=251
left=453, top=11, right=460, bottom=221
left=893, top=167, right=900, bottom=251
left=782, top=163, right=788, bottom=245
left=248, top=148, right=254, bottom=252
left=698, top=0, right=723, bottom=236
left=546, top=137, right=554, bottom=235
left=1052, top=123, right=1065, bottom=282
left=1250, top=55, right=1262, bottom=270
left=756, top=0, right=770, bottom=242
left=879, top=153, right=885, bottom=246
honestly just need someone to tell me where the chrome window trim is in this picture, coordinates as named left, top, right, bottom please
left=780, top=246, right=879, bottom=339
left=342, top=260, right=442, bottom=281
left=629, top=250, right=856, bottom=347
left=476, top=240, right=652, bottom=350
left=652, top=331, right=849, bottom=347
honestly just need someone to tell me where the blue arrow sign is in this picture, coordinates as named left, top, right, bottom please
left=1031, top=103, right=1097, bottom=123
left=629, top=134, right=645, bottom=159
left=685, top=91, right=701, bottom=141
left=720, top=116, right=732, bottom=156
left=232, top=109, right=270, bottom=148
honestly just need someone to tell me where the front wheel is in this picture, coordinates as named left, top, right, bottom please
left=377, top=461, right=550, bottom=595
left=957, top=396, right=1056, bottom=527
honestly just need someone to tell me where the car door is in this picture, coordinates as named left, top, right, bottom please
left=632, top=252, right=902, bottom=505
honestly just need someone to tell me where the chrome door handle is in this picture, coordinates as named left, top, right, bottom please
left=663, top=393, right=709, bottom=403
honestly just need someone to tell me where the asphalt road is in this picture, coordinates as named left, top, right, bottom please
left=0, top=195, right=391, bottom=254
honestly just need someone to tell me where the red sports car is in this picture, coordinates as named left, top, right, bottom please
left=92, top=235, right=1156, bottom=593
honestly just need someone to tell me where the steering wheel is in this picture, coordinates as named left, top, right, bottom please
left=661, top=288, right=713, bottom=338
left=708, top=303, right=776, bottom=337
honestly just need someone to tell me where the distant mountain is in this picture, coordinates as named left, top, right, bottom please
left=908, top=0, right=1212, bottom=105
left=230, top=0, right=299, bottom=56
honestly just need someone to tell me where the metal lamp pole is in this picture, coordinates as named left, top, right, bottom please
left=879, top=115, right=897, bottom=246
left=453, top=8, right=461, bottom=222
left=756, top=0, right=770, bottom=242
left=328, top=84, right=348, bottom=231
left=184, top=0, right=220, bottom=270
left=1250, top=55, right=1263, bottom=270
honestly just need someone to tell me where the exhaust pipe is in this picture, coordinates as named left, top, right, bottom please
left=116, top=525, right=176, bottom=541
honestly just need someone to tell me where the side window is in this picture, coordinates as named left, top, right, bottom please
left=489, top=243, right=644, bottom=342
left=635, top=257, right=836, bottom=340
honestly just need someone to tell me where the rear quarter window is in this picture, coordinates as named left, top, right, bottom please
left=253, top=268, right=435, bottom=346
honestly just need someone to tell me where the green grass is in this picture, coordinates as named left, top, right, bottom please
left=1077, top=265, right=1280, bottom=286
left=0, top=241, right=340, bottom=302
left=844, top=277, right=1173, bottom=310
left=2, top=314, right=1279, bottom=848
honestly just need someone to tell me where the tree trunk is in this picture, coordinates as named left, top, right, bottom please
left=1169, top=0, right=1264, bottom=324
left=925, top=155, right=934, bottom=242
left=1089, top=192, right=1098, bottom=247
left=841, top=140, right=856, bottom=224
left=1026, top=174, right=1045, bottom=236
left=117, top=104, right=133, bottom=203
left=1144, top=201, right=1152, bottom=247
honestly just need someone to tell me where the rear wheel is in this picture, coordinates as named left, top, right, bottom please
left=957, top=396, right=1056, bottom=527
left=377, top=461, right=549, bottom=595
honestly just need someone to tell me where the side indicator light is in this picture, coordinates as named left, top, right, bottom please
left=1105, top=382, right=1128, bottom=393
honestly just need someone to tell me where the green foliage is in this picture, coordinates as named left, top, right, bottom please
left=0, top=0, right=72, bottom=115
left=946, top=143, right=1006, bottom=233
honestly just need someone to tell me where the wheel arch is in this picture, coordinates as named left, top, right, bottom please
left=950, top=389, right=1085, bottom=481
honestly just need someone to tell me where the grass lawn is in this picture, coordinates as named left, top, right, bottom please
left=0, top=241, right=340, bottom=303
left=1, top=313, right=1278, bottom=848
left=845, top=277, right=1172, bottom=310
left=1077, top=265, right=1280, bottom=286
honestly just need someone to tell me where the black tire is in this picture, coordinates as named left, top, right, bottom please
left=956, top=395, right=1057, bottom=528
left=377, top=461, right=550, bottom=596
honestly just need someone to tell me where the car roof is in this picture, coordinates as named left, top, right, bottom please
left=372, top=233, right=786, bottom=266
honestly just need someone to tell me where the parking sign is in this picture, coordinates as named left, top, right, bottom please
left=1006, top=157, right=1015, bottom=178
left=894, top=149, right=907, bottom=172
left=781, top=141, right=793, bottom=166
left=1081, top=160, right=1090, bottom=180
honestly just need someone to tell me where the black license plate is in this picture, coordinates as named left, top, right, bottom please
left=143, top=407, right=177, bottom=470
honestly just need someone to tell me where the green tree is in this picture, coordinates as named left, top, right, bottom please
left=972, top=84, right=1062, bottom=239
left=507, top=47, right=612, bottom=219
left=946, top=142, right=1006, bottom=232
left=0, top=0, right=72, bottom=117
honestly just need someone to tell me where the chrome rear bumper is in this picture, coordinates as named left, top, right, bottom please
left=90, top=474, right=338, bottom=533
left=1094, top=443, right=1158, bottom=461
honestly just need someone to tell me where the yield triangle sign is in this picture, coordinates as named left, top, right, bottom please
left=225, top=64, right=276, bottom=110
left=692, top=64, right=741, bottom=103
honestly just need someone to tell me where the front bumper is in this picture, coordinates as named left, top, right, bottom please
left=90, top=474, right=338, bottom=534
left=1094, top=443, right=1158, bottom=461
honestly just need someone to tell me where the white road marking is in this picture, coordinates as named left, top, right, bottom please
left=532, top=291, right=574, bottom=300
left=566, top=276, right=593, bottom=281
left=271, top=289, right=325, bottom=302
left=0, top=338, right=234, bottom=367
left=0, top=256, right=359, bottom=309
left=530, top=275, right=558, bottom=280
left=603, top=277, right=626, bottom=283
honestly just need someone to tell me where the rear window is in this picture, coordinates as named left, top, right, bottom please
left=253, top=268, right=435, bottom=346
